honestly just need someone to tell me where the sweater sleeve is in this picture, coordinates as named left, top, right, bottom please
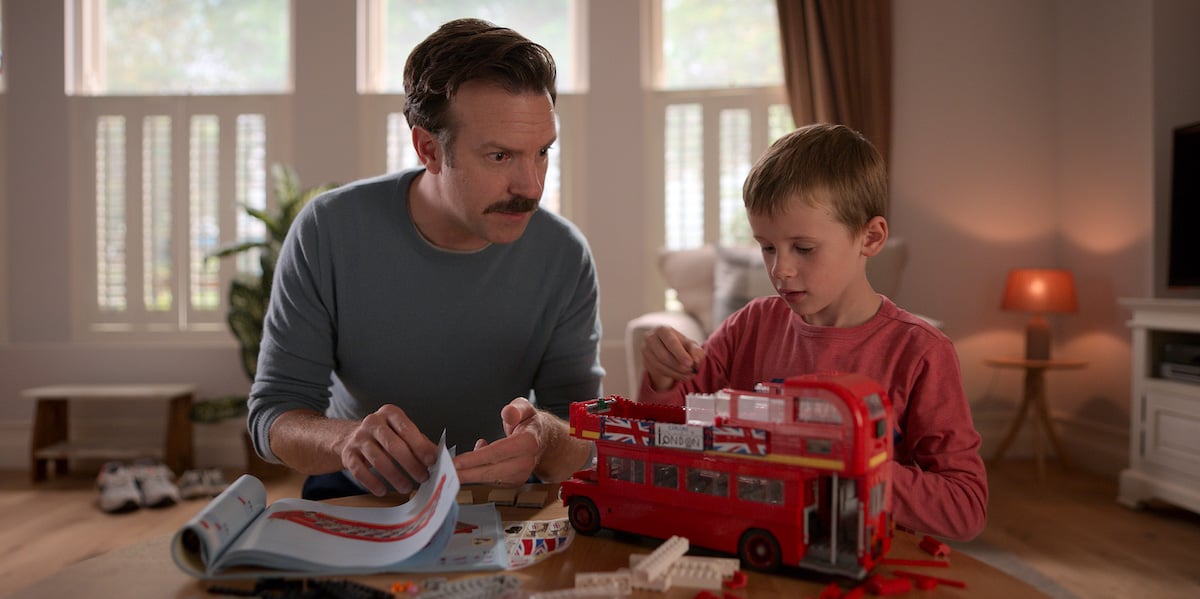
left=246, top=201, right=339, bottom=463
left=529, top=236, right=605, bottom=420
left=889, top=343, right=989, bottom=541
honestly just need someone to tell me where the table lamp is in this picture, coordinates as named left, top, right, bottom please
left=1001, top=268, right=1078, bottom=360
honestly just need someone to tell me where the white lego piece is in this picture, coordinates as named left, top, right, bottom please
left=628, top=554, right=740, bottom=578
left=574, top=569, right=631, bottom=595
left=630, top=535, right=689, bottom=581
left=628, top=535, right=690, bottom=591
left=528, top=582, right=626, bottom=599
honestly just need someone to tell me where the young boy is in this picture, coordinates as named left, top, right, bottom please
left=639, top=123, right=987, bottom=541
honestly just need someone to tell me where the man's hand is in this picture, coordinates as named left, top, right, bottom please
left=641, top=325, right=706, bottom=391
left=453, top=397, right=593, bottom=486
left=453, top=397, right=542, bottom=487
left=337, top=404, right=440, bottom=497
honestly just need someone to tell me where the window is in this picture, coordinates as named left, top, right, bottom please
left=685, top=467, right=728, bottom=497
left=652, top=0, right=793, bottom=251
left=360, top=0, right=579, bottom=94
left=70, top=0, right=289, bottom=95
left=607, top=456, right=645, bottom=484
left=737, top=475, right=784, bottom=505
left=652, top=463, right=679, bottom=488
left=69, top=0, right=290, bottom=337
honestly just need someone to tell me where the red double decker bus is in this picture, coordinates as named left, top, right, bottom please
left=559, top=372, right=894, bottom=579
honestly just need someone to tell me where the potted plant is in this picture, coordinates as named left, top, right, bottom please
left=199, top=164, right=337, bottom=477
left=208, top=163, right=338, bottom=382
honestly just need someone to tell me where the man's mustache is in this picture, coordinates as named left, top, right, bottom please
left=483, top=197, right=540, bottom=214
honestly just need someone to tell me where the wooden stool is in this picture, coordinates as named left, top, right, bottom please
left=24, top=384, right=196, bottom=482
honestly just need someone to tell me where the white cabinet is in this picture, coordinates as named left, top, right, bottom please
left=1117, top=299, right=1200, bottom=514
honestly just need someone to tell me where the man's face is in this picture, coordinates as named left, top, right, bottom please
left=421, top=80, right=557, bottom=250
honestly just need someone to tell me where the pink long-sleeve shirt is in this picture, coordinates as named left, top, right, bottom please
left=638, top=295, right=988, bottom=541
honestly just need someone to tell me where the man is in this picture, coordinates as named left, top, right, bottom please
left=247, top=18, right=603, bottom=500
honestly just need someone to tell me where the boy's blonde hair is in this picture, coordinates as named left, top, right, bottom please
left=742, top=123, right=887, bottom=234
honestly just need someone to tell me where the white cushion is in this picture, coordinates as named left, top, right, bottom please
left=657, top=245, right=717, bottom=335
left=712, top=245, right=776, bottom=327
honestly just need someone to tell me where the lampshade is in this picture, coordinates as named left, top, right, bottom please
left=1001, top=269, right=1078, bottom=314
left=1002, top=268, right=1077, bottom=360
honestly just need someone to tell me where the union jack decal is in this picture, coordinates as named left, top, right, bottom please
left=711, top=425, right=769, bottom=455
left=601, top=417, right=654, bottom=445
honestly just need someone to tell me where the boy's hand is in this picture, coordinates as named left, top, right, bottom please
left=641, top=325, right=706, bottom=391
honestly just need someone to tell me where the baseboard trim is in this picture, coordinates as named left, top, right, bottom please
left=973, top=409, right=1127, bottom=478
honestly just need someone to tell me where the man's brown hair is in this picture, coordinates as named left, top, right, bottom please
left=403, top=18, right=557, bottom=152
left=743, top=123, right=887, bottom=233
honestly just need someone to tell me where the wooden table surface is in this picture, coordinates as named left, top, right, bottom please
left=12, top=485, right=1046, bottom=598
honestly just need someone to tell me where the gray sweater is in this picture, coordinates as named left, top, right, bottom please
left=247, top=169, right=604, bottom=462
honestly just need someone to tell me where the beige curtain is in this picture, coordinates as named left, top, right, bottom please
left=775, top=0, right=893, bottom=166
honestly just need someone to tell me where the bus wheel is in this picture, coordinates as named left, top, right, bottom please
left=738, top=528, right=781, bottom=572
left=568, top=497, right=602, bottom=535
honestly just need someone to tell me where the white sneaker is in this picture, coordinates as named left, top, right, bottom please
left=131, top=459, right=181, bottom=508
left=203, top=468, right=229, bottom=496
left=97, top=461, right=141, bottom=513
left=178, top=469, right=209, bottom=500
left=179, top=468, right=230, bottom=499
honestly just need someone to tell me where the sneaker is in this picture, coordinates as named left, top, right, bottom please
left=178, top=468, right=230, bottom=499
left=97, top=461, right=141, bottom=513
left=131, top=458, right=181, bottom=508
left=203, top=468, right=229, bottom=496
left=178, top=469, right=209, bottom=500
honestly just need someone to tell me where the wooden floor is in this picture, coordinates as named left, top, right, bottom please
left=1, top=461, right=1198, bottom=598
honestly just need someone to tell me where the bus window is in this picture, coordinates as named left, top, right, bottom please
left=863, top=393, right=886, bottom=418
left=796, top=392, right=843, bottom=424
left=737, top=475, right=784, bottom=505
left=736, top=393, right=785, bottom=423
left=686, top=468, right=729, bottom=497
left=607, top=456, right=645, bottom=483
left=652, top=463, right=679, bottom=489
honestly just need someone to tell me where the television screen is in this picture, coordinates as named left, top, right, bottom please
left=1168, top=122, right=1200, bottom=288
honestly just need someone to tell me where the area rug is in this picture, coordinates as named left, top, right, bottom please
left=947, top=538, right=1080, bottom=599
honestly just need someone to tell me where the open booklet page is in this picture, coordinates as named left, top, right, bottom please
left=172, top=435, right=506, bottom=579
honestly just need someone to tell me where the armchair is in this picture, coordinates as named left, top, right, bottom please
left=624, top=238, right=939, bottom=394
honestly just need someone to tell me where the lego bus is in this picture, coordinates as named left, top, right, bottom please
left=559, top=372, right=894, bottom=579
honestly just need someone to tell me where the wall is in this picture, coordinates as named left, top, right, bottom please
left=3, top=0, right=1197, bottom=475
left=1055, top=0, right=1155, bottom=473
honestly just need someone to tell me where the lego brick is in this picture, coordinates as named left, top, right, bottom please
left=487, top=488, right=518, bottom=506
left=516, top=489, right=549, bottom=508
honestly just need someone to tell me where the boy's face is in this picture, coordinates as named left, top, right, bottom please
left=748, top=192, right=875, bottom=327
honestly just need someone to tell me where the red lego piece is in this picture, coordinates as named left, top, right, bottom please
left=723, top=569, right=747, bottom=589
left=918, top=535, right=951, bottom=558
left=893, top=570, right=968, bottom=590
left=817, top=581, right=843, bottom=598
left=865, top=575, right=913, bottom=596
left=878, top=557, right=949, bottom=568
